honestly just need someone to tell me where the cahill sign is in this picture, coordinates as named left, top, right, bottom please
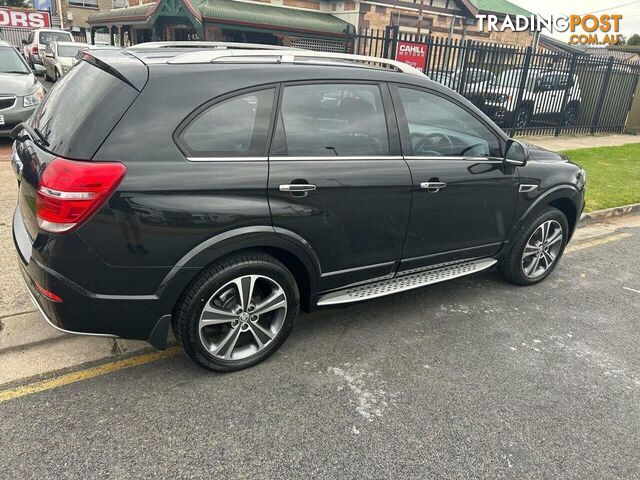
left=396, top=41, right=428, bottom=70
left=0, top=7, right=51, bottom=29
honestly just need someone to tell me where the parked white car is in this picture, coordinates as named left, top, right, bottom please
left=482, top=68, right=582, bottom=128
left=43, top=41, right=89, bottom=82
left=22, top=29, right=74, bottom=68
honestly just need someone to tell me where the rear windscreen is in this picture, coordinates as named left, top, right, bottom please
left=58, top=45, right=84, bottom=57
left=30, top=60, right=138, bottom=159
left=39, top=32, right=72, bottom=44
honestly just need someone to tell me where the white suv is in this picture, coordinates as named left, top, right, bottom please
left=482, top=68, right=582, bottom=128
left=22, top=28, right=74, bottom=68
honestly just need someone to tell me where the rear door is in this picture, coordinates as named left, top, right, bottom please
left=390, top=84, right=519, bottom=272
left=268, top=82, right=412, bottom=292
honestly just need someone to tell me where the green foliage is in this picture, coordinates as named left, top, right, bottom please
left=628, top=34, right=640, bottom=46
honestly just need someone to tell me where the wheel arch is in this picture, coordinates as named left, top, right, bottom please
left=509, top=185, right=582, bottom=245
left=158, top=226, right=320, bottom=316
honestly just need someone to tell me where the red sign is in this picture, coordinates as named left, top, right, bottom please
left=0, top=8, right=51, bottom=29
left=396, top=41, right=427, bottom=70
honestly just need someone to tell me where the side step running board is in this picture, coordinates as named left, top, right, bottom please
left=317, top=258, right=497, bottom=306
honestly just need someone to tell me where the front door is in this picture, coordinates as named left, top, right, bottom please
left=390, top=85, right=519, bottom=273
left=268, top=82, right=412, bottom=291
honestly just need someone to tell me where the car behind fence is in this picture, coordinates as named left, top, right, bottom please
left=346, top=27, right=640, bottom=137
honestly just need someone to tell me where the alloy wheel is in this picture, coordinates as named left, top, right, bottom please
left=198, top=274, right=287, bottom=361
left=521, top=220, right=563, bottom=278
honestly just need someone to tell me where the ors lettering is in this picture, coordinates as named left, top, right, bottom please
left=0, top=8, right=51, bottom=28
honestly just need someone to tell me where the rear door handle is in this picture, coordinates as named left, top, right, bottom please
left=279, top=184, right=317, bottom=192
left=420, top=182, right=447, bottom=192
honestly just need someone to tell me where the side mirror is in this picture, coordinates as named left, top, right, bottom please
left=503, top=138, right=529, bottom=166
left=22, top=39, right=28, bottom=45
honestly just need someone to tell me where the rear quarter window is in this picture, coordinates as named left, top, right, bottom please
left=30, top=60, right=139, bottom=159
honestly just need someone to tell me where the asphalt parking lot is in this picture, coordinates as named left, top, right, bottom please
left=0, top=214, right=638, bottom=479
left=0, top=75, right=638, bottom=479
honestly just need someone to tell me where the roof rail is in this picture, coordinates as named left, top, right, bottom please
left=167, top=49, right=427, bottom=78
left=127, top=41, right=297, bottom=50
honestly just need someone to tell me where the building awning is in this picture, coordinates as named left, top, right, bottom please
left=197, top=0, right=352, bottom=35
left=89, top=0, right=354, bottom=36
left=88, top=4, right=155, bottom=24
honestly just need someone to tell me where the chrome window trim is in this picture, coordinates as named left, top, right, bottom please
left=269, top=156, right=404, bottom=161
left=187, top=156, right=406, bottom=162
left=404, top=156, right=504, bottom=163
left=186, top=156, right=268, bottom=162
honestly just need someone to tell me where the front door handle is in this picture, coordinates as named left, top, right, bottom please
left=279, top=184, right=317, bottom=192
left=420, top=182, right=447, bottom=193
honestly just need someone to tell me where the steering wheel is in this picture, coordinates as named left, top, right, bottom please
left=459, top=142, right=488, bottom=157
left=412, top=132, right=454, bottom=156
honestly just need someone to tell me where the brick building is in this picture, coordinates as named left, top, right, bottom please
left=87, top=0, right=534, bottom=48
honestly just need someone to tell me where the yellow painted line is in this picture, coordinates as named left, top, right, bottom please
left=0, top=231, right=634, bottom=403
left=0, top=346, right=181, bottom=404
left=565, top=232, right=633, bottom=253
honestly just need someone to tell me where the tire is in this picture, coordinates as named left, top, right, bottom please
left=44, top=69, right=51, bottom=81
left=173, top=252, right=299, bottom=372
left=54, top=69, right=60, bottom=82
left=498, top=207, right=569, bottom=286
left=512, top=106, right=530, bottom=129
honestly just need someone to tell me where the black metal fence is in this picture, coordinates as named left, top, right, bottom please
left=346, top=27, right=640, bottom=136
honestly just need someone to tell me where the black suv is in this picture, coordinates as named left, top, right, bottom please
left=11, top=44, right=586, bottom=372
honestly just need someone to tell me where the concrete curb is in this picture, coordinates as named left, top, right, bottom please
left=578, top=203, right=640, bottom=228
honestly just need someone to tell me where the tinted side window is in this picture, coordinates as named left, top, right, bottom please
left=397, top=87, right=500, bottom=157
left=538, top=73, right=557, bottom=91
left=271, top=83, right=389, bottom=157
left=180, top=88, right=275, bottom=157
left=557, top=74, right=573, bottom=90
left=30, top=60, right=139, bottom=159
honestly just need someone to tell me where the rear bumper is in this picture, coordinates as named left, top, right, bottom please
left=13, top=208, right=172, bottom=348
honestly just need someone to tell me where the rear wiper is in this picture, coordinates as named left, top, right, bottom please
left=10, top=122, right=50, bottom=147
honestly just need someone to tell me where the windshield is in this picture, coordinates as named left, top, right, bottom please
left=58, top=45, right=83, bottom=57
left=492, top=70, right=523, bottom=87
left=40, top=32, right=72, bottom=45
left=0, top=47, right=30, bottom=74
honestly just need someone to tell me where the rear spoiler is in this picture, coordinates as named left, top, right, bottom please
left=81, top=50, right=148, bottom=91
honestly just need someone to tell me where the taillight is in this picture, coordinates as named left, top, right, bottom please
left=36, top=157, right=126, bottom=234
left=33, top=45, right=39, bottom=55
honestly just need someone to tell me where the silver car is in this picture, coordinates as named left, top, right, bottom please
left=0, top=40, right=46, bottom=136
left=43, top=41, right=89, bottom=81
